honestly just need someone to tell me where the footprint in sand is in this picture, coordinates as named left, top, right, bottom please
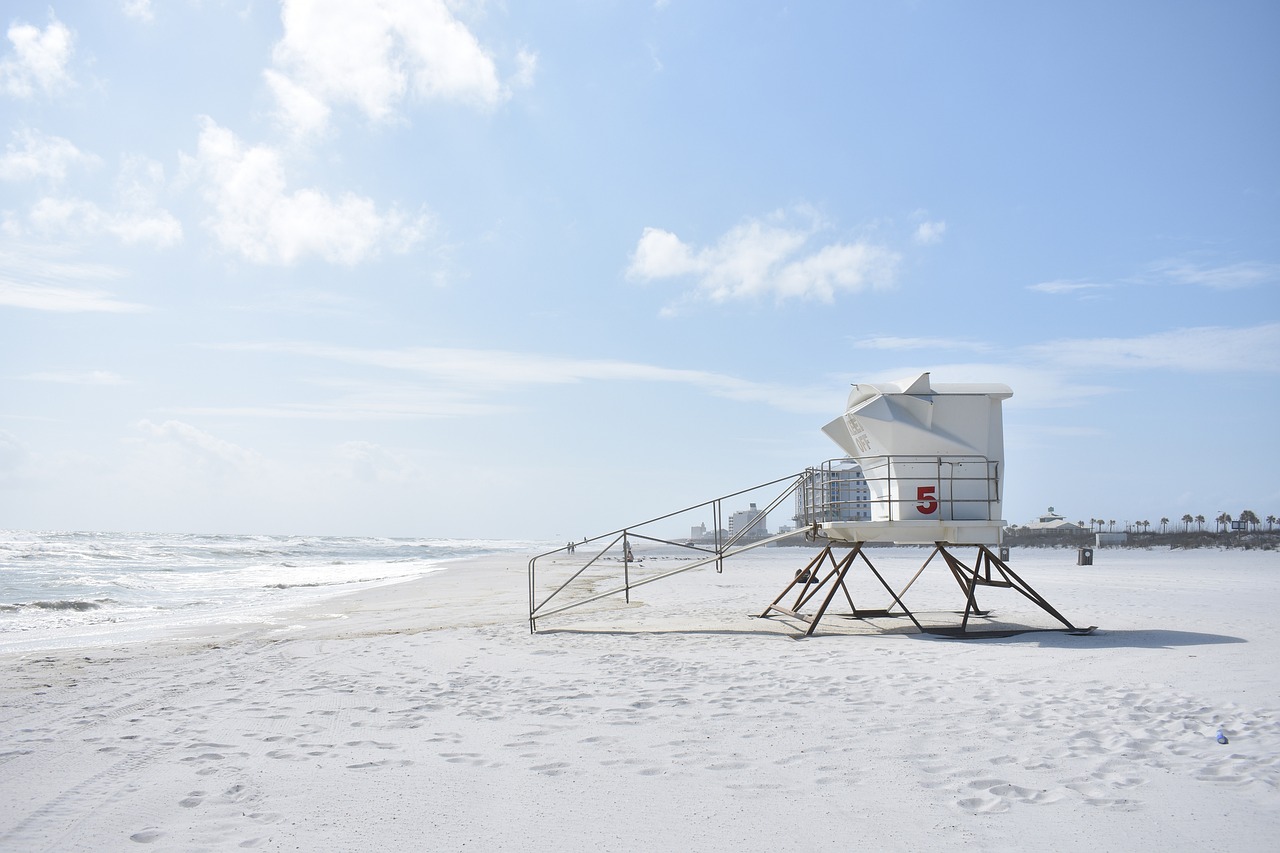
left=531, top=761, right=570, bottom=776
left=130, top=828, right=163, bottom=843
left=1066, top=780, right=1140, bottom=810
left=347, top=759, right=413, bottom=770
left=957, top=778, right=1065, bottom=811
left=956, top=796, right=1010, bottom=814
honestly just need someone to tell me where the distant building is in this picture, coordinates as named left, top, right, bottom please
left=1024, top=507, right=1083, bottom=533
left=794, top=460, right=872, bottom=527
left=728, top=503, right=768, bottom=539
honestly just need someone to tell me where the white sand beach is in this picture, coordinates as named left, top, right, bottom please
left=2, top=546, right=1278, bottom=851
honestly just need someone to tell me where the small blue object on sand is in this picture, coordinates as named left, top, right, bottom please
left=1216, top=729, right=1229, bottom=744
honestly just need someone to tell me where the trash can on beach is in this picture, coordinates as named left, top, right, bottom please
left=1077, top=547, right=1093, bottom=566
left=999, top=545, right=1010, bottom=562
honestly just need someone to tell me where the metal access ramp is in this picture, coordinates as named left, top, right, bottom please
left=527, top=472, right=813, bottom=632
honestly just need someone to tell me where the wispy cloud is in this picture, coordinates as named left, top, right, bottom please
left=1027, top=280, right=1110, bottom=296
left=844, top=325, right=1280, bottom=407
left=209, top=341, right=837, bottom=418
left=0, top=13, right=74, bottom=99
left=182, top=118, right=427, bottom=265
left=202, top=321, right=1277, bottom=424
left=627, top=208, right=899, bottom=309
left=835, top=362, right=1114, bottom=409
left=0, top=242, right=150, bottom=312
left=1147, top=259, right=1279, bottom=290
left=1031, top=258, right=1278, bottom=297
left=1029, top=323, right=1280, bottom=373
left=22, top=370, right=128, bottom=385
left=0, top=280, right=150, bottom=312
left=853, top=335, right=993, bottom=353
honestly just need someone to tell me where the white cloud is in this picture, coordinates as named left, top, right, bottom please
left=28, top=196, right=182, bottom=247
left=913, top=220, right=946, bottom=245
left=335, top=440, right=417, bottom=484
left=184, top=118, right=427, bottom=265
left=136, top=419, right=263, bottom=475
left=1, top=14, right=74, bottom=99
left=121, top=1, right=155, bottom=24
left=1029, top=323, right=1280, bottom=374
left=511, top=49, right=538, bottom=90
left=627, top=211, right=899, bottom=306
left=263, top=69, right=332, bottom=138
left=268, top=0, right=522, bottom=134
left=7, top=154, right=182, bottom=248
left=0, top=128, right=99, bottom=182
left=0, top=428, right=32, bottom=483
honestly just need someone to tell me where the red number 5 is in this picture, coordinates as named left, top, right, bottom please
left=916, top=485, right=938, bottom=515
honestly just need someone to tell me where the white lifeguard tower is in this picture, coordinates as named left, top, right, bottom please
left=821, top=372, right=1010, bottom=544
left=761, top=372, right=1091, bottom=636
left=527, top=372, right=1091, bottom=638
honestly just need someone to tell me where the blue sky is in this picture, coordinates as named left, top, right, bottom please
left=1, top=1, right=1277, bottom=538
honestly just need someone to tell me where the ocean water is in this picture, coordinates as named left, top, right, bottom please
left=0, top=530, right=541, bottom=652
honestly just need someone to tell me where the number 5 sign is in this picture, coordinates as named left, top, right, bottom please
left=916, top=485, right=938, bottom=515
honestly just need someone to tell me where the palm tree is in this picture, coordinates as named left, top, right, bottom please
left=1267, top=514, right=1277, bottom=532
left=1108, top=519, right=1116, bottom=533
left=1215, top=512, right=1232, bottom=533
left=1160, top=517, right=1169, bottom=534
left=1195, top=514, right=1205, bottom=532
left=1181, top=513, right=1193, bottom=532
left=1239, top=510, right=1260, bottom=532
left=1089, top=517, right=1096, bottom=532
